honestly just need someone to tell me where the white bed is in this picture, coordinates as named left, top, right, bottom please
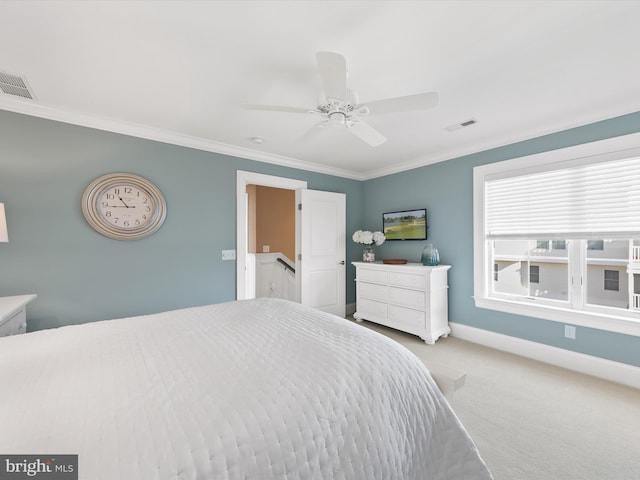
left=0, top=298, right=492, bottom=479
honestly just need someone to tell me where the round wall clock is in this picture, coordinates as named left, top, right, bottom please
left=81, top=172, right=167, bottom=240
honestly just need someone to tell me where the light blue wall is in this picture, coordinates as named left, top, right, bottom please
left=0, top=110, right=363, bottom=329
left=2, top=107, right=639, bottom=367
left=363, top=111, right=640, bottom=367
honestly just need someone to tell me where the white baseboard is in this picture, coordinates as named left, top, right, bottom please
left=449, top=322, right=640, bottom=390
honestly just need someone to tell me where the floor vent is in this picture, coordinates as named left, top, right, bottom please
left=0, top=71, right=36, bottom=101
left=445, top=118, right=477, bottom=132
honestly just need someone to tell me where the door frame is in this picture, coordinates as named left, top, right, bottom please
left=236, top=171, right=307, bottom=300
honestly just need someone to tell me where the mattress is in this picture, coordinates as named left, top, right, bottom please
left=0, top=298, right=492, bottom=479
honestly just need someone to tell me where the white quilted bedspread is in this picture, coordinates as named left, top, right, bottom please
left=0, top=298, right=492, bottom=479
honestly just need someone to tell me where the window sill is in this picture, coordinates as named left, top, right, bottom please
left=474, top=296, right=640, bottom=337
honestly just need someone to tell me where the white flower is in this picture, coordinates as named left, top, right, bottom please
left=372, top=231, right=386, bottom=246
left=352, top=229, right=385, bottom=246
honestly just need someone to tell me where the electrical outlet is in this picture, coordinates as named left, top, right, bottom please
left=262, top=245, right=270, bottom=253
left=564, top=325, right=576, bottom=339
left=221, top=249, right=236, bottom=261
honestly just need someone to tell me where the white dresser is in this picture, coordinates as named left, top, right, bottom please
left=0, top=294, right=37, bottom=337
left=353, top=262, right=451, bottom=344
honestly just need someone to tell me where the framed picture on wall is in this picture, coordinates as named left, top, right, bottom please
left=382, top=208, right=427, bottom=240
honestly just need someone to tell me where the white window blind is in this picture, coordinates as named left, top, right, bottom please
left=485, top=156, right=640, bottom=239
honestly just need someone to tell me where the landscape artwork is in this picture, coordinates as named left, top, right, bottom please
left=383, top=209, right=427, bottom=241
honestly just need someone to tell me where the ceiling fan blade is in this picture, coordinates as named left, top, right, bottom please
left=363, top=92, right=439, bottom=115
left=348, top=119, right=387, bottom=147
left=241, top=104, right=312, bottom=115
left=316, top=51, right=347, bottom=102
left=296, top=120, right=329, bottom=143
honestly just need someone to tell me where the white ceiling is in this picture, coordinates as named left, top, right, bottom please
left=1, top=1, right=639, bottom=180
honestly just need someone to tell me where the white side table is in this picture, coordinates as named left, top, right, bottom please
left=0, top=294, right=37, bottom=337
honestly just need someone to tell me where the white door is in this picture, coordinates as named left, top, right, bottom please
left=296, top=189, right=346, bottom=317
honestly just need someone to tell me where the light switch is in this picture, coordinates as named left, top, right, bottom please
left=222, top=249, right=236, bottom=260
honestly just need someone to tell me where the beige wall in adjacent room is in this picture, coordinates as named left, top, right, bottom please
left=254, top=185, right=295, bottom=261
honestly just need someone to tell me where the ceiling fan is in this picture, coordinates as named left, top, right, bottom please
left=243, top=52, right=439, bottom=147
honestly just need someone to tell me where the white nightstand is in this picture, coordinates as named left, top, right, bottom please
left=0, top=294, right=37, bottom=337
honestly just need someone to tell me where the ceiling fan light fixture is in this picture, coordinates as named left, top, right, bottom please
left=328, top=111, right=346, bottom=125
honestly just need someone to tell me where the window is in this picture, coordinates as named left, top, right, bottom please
left=529, top=265, right=540, bottom=283
left=588, top=240, right=604, bottom=250
left=473, top=132, right=640, bottom=337
left=604, top=270, right=619, bottom=291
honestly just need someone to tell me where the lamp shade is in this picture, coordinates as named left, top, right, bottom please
left=0, top=203, right=8, bottom=242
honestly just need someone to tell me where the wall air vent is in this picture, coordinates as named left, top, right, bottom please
left=445, top=118, right=477, bottom=132
left=0, top=71, right=36, bottom=101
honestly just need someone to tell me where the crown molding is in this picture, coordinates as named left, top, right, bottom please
left=0, top=99, right=366, bottom=181
left=361, top=106, right=640, bottom=180
left=2, top=98, right=638, bottom=183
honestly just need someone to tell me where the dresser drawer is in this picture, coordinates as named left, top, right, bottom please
left=358, top=282, right=387, bottom=300
left=357, top=268, right=388, bottom=284
left=388, top=272, right=426, bottom=290
left=357, top=297, right=388, bottom=319
left=0, top=308, right=26, bottom=337
left=388, top=287, right=425, bottom=310
left=388, top=305, right=426, bottom=334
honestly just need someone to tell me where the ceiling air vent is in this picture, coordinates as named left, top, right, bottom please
left=0, top=71, right=36, bottom=101
left=445, top=118, right=477, bottom=132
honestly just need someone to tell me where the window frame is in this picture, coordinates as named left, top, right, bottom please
left=473, top=132, right=640, bottom=338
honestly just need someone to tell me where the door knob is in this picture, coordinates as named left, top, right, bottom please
left=339, top=260, right=345, bottom=265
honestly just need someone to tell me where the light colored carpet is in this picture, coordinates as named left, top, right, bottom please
left=352, top=319, right=640, bottom=480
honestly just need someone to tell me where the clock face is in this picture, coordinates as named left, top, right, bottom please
left=82, top=173, right=166, bottom=240
left=97, top=184, right=155, bottom=230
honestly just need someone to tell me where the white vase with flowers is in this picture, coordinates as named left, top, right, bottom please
left=352, top=230, right=385, bottom=262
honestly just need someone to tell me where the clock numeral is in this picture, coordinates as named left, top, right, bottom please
left=123, top=220, right=130, bottom=227
left=142, top=197, right=148, bottom=204
left=101, top=201, right=109, bottom=208
left=124, top=187, right=132, bottom=194
left=114, top=188, right=120, bottom=195
left=106, top=193, right=115, bottom=200
left=105, top=211, right=112, bottom=217
left=135, top=219, right=141, bottom=226
left=145, top=206, right=151, bottom=212
left=113, top=217, right=119, bottom=224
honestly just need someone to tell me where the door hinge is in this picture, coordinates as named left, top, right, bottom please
left=298, top=254, right=302, bottom=260
left=298, top=203, right=302, bottom=210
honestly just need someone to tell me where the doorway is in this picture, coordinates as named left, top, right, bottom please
left=247, top=184, right=296, bottom=300
left=236, top=171, right=347, bottom=317
left=236, top=171, right=307, bottom=301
